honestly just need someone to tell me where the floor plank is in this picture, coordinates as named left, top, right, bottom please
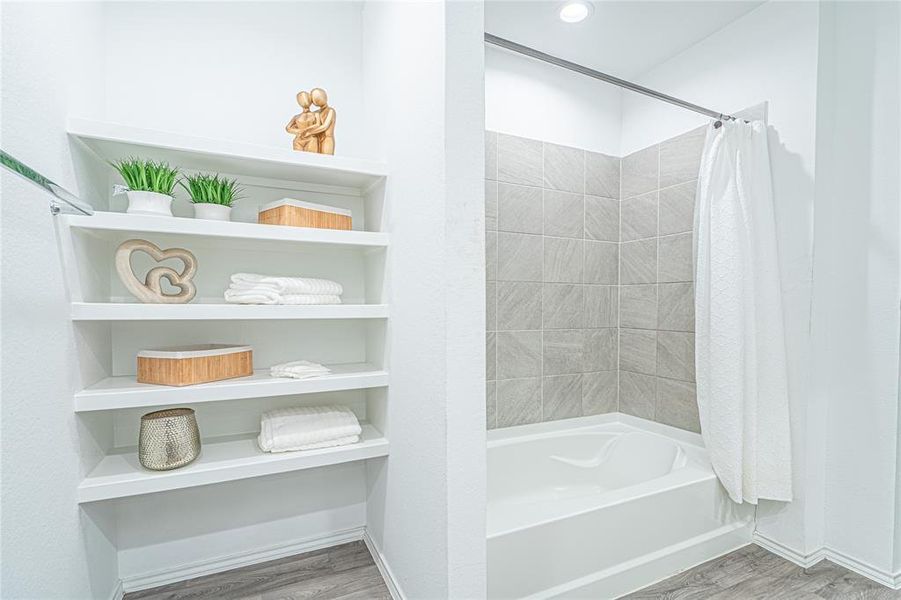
left=624, top=544, right=901, bottom=600
left=124, top=541, right=390, bottom=600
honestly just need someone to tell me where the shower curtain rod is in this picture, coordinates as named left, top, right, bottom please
left=485, top=33, right=737, bottom=123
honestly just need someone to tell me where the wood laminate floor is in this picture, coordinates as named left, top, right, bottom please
left=125, top=541, right=899, bottom=600
left=624, top=544, right=901, bottom=600
left=123, top=541, right=391, bottom=600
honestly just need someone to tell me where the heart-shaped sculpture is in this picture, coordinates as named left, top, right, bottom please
left=115, top=239, right=198, bottom=304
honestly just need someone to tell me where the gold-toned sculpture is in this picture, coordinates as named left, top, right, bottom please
left=286, top=87, right=336, bottom=155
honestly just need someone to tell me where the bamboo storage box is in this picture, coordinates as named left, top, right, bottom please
left=137, top=344, right=253, bottom=387
left=258, top=199, right=352, bottom=230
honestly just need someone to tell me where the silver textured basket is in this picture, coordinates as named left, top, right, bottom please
left=138, top=408, right=201, bottom=471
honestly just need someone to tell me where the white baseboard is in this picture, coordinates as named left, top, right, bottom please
left=121, top=527, right=365, bottom=592
left=753, top=532, right=901, bottom=591
left=107, top=580, right=124, bottom=600
left=363, top=530, right=405, bottom=600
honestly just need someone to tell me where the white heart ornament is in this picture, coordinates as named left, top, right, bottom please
left=115, top=239, right=198, bottom=304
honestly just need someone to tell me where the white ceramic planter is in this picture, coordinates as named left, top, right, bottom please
left=193, top=203, right=232, bottom=221
left=126, top=191, right=174, bottom=216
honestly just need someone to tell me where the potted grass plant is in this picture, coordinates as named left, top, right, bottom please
left=111, top=158, right=179, bottom=216
left=180, top=174, right=242, bottom=221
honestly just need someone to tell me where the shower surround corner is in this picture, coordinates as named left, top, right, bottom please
left=486, top=126, right=707, bottom=434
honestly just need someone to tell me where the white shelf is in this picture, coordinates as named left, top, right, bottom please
left=75, top=363, right=388, bottom=412
left=61, top=211, right=388, bottom=251
left=77, top=425, right=388, bottom=503
left=70, top=302, right=389, bottom=321
left=68, top=117, right=387, bottom=192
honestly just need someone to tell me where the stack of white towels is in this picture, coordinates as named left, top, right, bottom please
left=269, top=360, right=330, bottom=380
left=224, top=273, right=343, bottom=305
left=258, top=405, right=362, bottom=453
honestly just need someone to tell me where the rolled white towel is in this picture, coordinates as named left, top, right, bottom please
left=278, top=294, right=341, bottom=305
left=270, top=360, right=330, bottom=379
left=224, top=288, right=281, bottom=304
left=258, top=405, right=362, bottom=453
left=230, top=273, right=343, bottom=296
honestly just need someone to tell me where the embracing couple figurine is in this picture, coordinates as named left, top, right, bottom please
left=286, top=88, right=336, bottom=155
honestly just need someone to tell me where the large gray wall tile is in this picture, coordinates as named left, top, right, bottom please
left=585, top=195, right=619, bottom=241
left=487, top=231, right=497, bottom=281
left=497, top=281, right=542, bottom=330
left=657, top=282, right=694, bottom=331
left=622, top=145, right=658, bottom=199
left=585, top=285, right=618, bottom=327
left=657, top=331, right=695, bottom=381
left=487, top=381, right=497, bottom=429
left=543, top=329, right=584, bottom=375
left=620, top=284, right=657, bottom=329
left=497, top=330, right=541, bottom=379
left=487, top=332, right=496, bottom=380
left=621, top=191, right=658, bottom=241
left=496, top=378, right=541, bottom=427
left=584, top=328, right=618, bottom=371
left=544, top=190, right=584, bottom=238
left=498, top=134, right=542, bottom=186
left=659, top=126, right=705, bottom=188
left=620, top=328, right=656, bottom=375
left=543, top=142, right=584, bottom=193
left=658, top=233, right=693, bottom=282
left=486, top=181, right=498, bottom=231
left=486, top=281, right=497, bottom=331
left=584, top=241, right=618, bottom=284
left=497, top=232, right=542, bottom=281
left=620, top=371, right=656, bottom=419
left=498, top=183, right=542, bottom=234
left=543, top=374, right=582, bottom=420
left=621, top=239, right=657, bottom=284
left=543, top=284, right=583, bottom=329
left=486, top=131, right=498, bottom=181
left=658, top=180, right=695, bottom=236
left=544, top=237, right=582, bottom=283
left=585, top=151, right=620, bottom=199
left=583, top=371, right=618, bottom=415
left=656, top=378, right=699, bottom=433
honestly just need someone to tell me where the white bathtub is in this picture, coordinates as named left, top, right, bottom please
left=487, top=414, right=754, bottom=599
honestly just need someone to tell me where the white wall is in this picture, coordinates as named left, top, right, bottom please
left=812, top=1, right=901, bottom=580
left=0, top=3, right=119, bottom=599
left=103, top=1, right=366, bottom=156
left=486, top=45, right=622, bottom=155
left=620, top=0, right=824, bottom=558
left=362, top=2, right=486, bottom=597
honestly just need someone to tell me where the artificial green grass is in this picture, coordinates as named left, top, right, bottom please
left=179, top=173, right=242, bottom=206
left=111, top=158, right=179, bottom=195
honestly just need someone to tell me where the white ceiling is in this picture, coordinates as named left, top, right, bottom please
left=485, top=1, right=767, bottom=79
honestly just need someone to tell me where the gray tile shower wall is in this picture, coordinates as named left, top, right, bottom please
left=617, top=126, right=705, bottom=433
left=485, top=127, right=705, bottom=433
left=485, top=131, right=621, bottom=429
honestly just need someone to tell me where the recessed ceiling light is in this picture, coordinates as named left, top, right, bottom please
left=559, top=0, right=592, bottom=23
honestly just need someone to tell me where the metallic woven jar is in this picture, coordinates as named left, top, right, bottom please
left=138, top=408, right=201, bottom=471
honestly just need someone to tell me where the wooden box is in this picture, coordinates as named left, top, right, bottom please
left=137, top=344, right=253, bottom=387
left=258, top=199, right=352, bottom=230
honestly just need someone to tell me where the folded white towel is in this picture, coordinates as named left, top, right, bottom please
left=270, top=360, right=331, bottom=379
left=258, top=405, right=362, bottom=453
left=224, top=289, right=342, bottom=305
left=278, top=294, right=341, bottom=305
left=224, top=288, right=281, bottom=304
left=230, top=273, right=344, bottom=296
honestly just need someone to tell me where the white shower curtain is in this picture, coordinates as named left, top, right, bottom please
left=694, top=120, right=792, bottom=505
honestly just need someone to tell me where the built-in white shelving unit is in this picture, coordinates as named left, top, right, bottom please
left=75, top=363, right=388, bottom=412
left=64, top=118, right=390, bottom=502
left=70, top=302, right=389, bottom=321
left=77, top=425, right=389, bottom=503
